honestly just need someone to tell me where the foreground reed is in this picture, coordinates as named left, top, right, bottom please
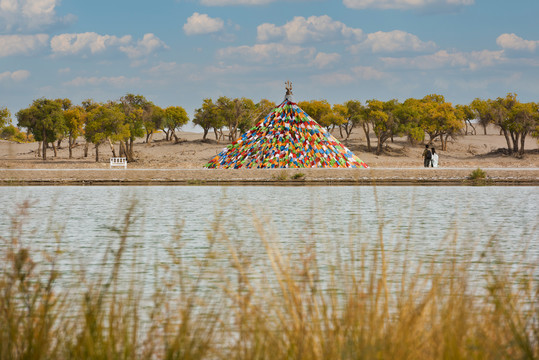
left=0, top=200, right=537, bottom=360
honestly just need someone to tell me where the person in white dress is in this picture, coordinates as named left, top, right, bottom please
left=431, top=147, right=439, bottom=167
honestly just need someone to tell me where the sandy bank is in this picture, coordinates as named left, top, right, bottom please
left=1, top=168, right=538, bottom=186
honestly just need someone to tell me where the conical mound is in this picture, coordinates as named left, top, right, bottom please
left=205, top=98, right=368, bottom=169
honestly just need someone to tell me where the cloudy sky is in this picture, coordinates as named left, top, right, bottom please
left=1, top=0, right=538, bottom=127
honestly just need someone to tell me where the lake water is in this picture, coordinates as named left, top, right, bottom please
left=1, top=186, right=538, bottom=293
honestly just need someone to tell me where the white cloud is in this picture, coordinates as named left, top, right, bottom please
left=381, top=49, right=505, bottom=70
left=0, top=34, right=48, bottom=57
left=119, top=33, right=168, bottom=58
left=310, top=52, right=341, bottom=68
left=343, top=0, right=474, bottom=10
left=183, top=12, right=224, bottom=35
left=496, top=33, right=539, bottom=52
left=50, top=32, right=166, bottom=59
left=0, top=69, right=30, bottom=82
left=51, top=32, right=131, bottom=55
left=349, top=30, right=436, bottom=53
left=217, top=43, right=315, bottom=63
left=0, top=0, right=73, bottom=31
left=63, top=76, right=140, bottom=87
left=257, top=15, right=362, bottom=44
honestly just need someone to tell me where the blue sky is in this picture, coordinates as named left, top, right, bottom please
left=1, top=0, right=538, bottom=128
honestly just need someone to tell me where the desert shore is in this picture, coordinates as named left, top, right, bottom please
left=1, top=126, right=538, bottom=185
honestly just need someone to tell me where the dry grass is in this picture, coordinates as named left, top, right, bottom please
left=0, top=200, right=537, bottom=359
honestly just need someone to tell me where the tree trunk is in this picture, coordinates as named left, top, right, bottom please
left=483, top=124, right=488, bottom=135
left=203, top=128, right=209, bottom=140
left=376, top=134, right=382, bottom=155
left=52, top=142, right=57, bottom=157
left=519, top=131, right=527, bottom=156
left=95, top=144, right=99, bottom=162
left=230, top=125, right=238, bottom=142
left=510, top=131, right=519, bottom=153
left=84, top=142, right=89, bottom=157
left=57, top=138, right=62, bottom=148
left=468, top=121, right=476, bottom=135
left=345, top=123, right=353, bottom=140
left=147, top=132, right=154, bottom=145
left=443, top=134, right=450, bottom=151
left=362, top=123, right=371, bottom=152
left=119, top=141, right=126, bottom=158
left=42, top=128, right=47, bottom=160
left=68, top=134, right=73, bottom=159
left=126, top=138, right=134, bottom=162
left=37, top=141, right=42, bottom=158
left=107, top=138, right=117, bottom=157
left=214, top=128, right=218, bottom=140
left=501, top=128, right=512, bottom=153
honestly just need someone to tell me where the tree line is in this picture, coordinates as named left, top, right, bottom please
left=1, top=92, right=538, bottom=161
left=1, top=94, right=188, bottom=161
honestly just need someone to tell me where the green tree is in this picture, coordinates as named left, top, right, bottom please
left=470, top=98, right=492, bottom=135
left=419, top=94, right=462, bottom=150
left=119, top=94, right=151, bottom=161
left=297, top=100, right=332, bottom=126
left=365, top=99, right=400, bottom=154
left=143, top=104, right=163, bottom=144
left=215, top=96, right=234, bottom=141
left=162, top=106, right=189, bottom=142
left=509, top=101, right=537, bottom=155
left=394, top=98, right=424, bottom=145
left=85, top=103, right=128, bottom=162
left=320, top=104, right=347, bottom=134
left=0, top=108, right=27, bottom=142
left=489, top=93, right=518, bottom=153
left=532, top=103, right=539, bottom=143
left=422, top=95, right=461, bottom=151
left=81, top=99, right=100, bottom=157
left=235, top=98, right=276, bottom=135
left=54, top=98, right=73, bottom=149
left=193, top=98, right=221, bottom=140
left=456, top=104, right=477, bottom=135
left=342, top=100, right=363, bottom=140
left=16, top=98, right=66, bottom=160
left=233, top=98, right=256, bottom=135
left=214, top=97, right=255, bottom=142
left=63, top=106, right=86, bottom=158
left=0, top=106, right=10, bottom=129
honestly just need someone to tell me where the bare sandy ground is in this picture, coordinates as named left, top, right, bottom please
left=1, top=126, right=538, bottom=185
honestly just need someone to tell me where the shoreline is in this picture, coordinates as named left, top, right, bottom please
left=2, top=168, right=538, bottom=186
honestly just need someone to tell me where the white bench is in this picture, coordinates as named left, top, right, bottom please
left=110, top=157, right=127, bottom=169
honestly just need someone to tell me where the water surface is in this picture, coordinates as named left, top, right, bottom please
left=1, top=186, right=537, bottom=291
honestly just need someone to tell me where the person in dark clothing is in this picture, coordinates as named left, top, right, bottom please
left=422, top=144, right=432, bottom=167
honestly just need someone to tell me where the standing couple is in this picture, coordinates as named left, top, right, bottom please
left=422, top=144, right=439, bottom=167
